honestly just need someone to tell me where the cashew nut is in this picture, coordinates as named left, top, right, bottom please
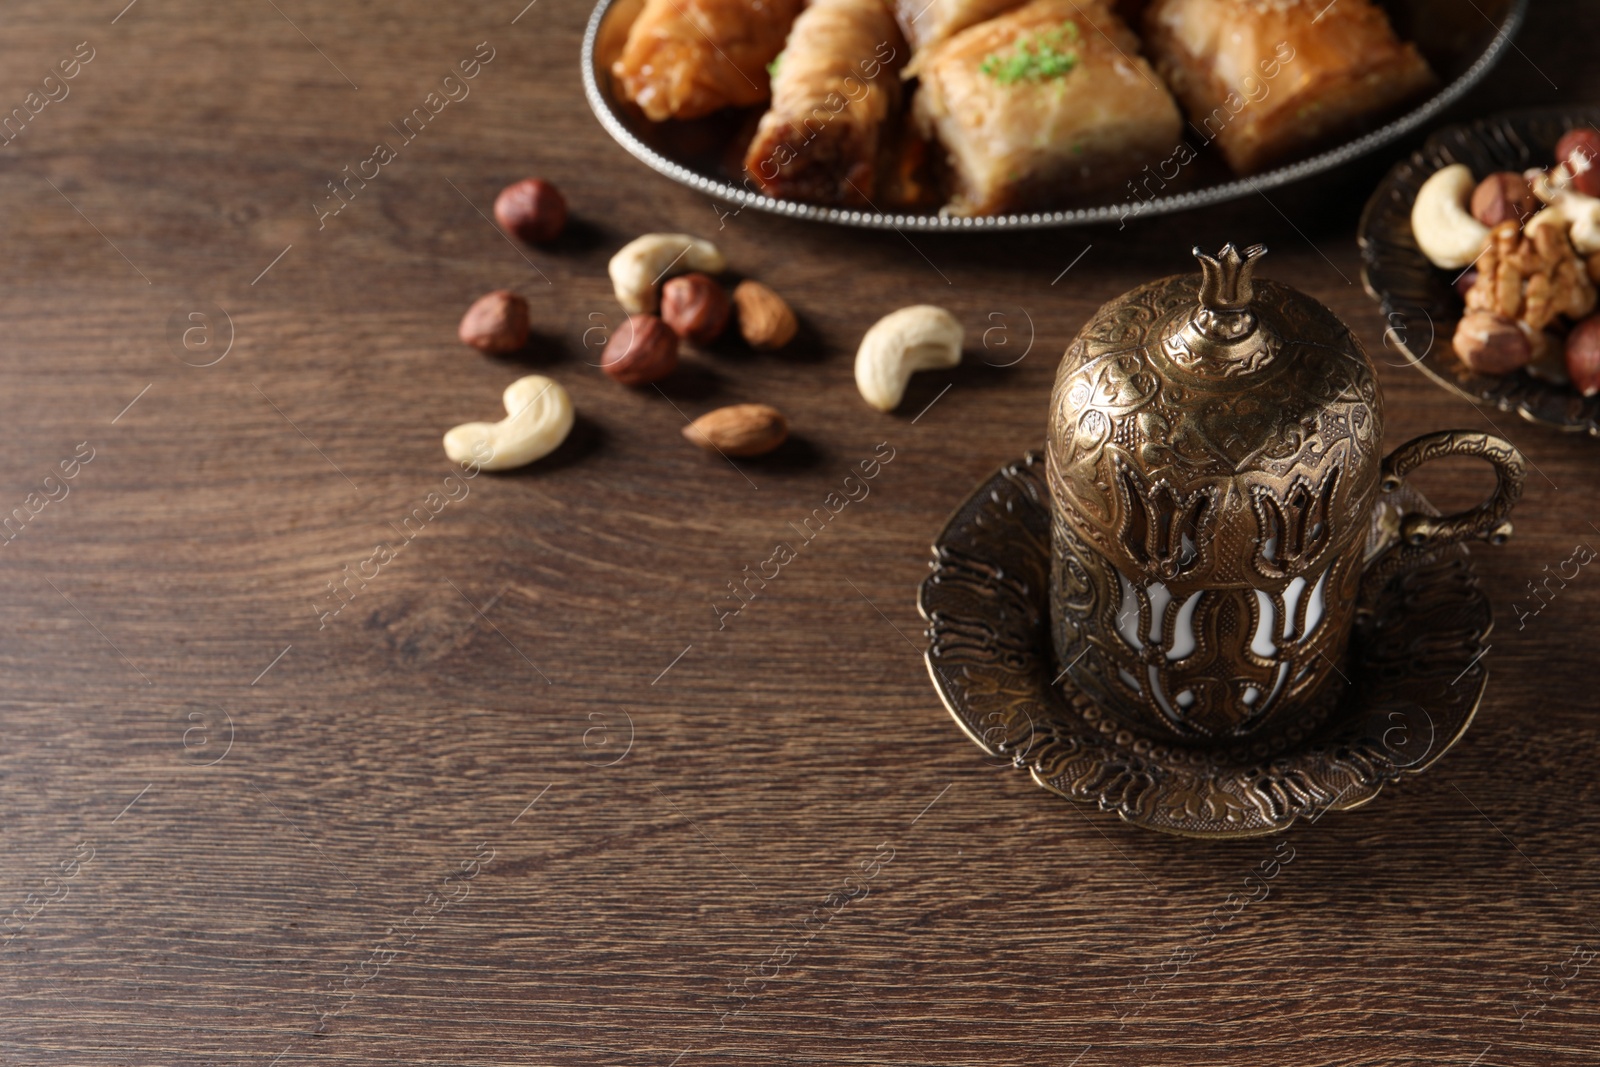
left=854, top=305, right=964, bottom=412
left=1565, top=196, right=1600, bottom=254
left=1411, top=164, right=1490, bottom=269
left=609, top=233, right=726, bottom=313
left=1527, top=165, right=1564, bottom=204
left=1525, top=177, right=1600, bottom=255
left=443, top=374, right=574, bottom=471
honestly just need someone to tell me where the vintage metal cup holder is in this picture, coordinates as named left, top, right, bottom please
left=919, top=245, right=1525, bottom=837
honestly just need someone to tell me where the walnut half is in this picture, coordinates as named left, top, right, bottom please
left=1463, top=219, right=1597, bottom=332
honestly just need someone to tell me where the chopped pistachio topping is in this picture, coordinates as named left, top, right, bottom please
left=979, top=21, right=1079, bottom=85
left=767, top=51, right=783, bottom=77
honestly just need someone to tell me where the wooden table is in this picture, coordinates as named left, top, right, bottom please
left=1, top=2, right=1596, bottom=1064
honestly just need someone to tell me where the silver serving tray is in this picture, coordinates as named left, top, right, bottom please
left=582, top=0, right=1528, bottom=231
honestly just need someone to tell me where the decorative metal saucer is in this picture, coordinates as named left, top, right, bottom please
left=1359, top=106, right=1600, bottom=436
left=918, top=453, right=1492, bottom=838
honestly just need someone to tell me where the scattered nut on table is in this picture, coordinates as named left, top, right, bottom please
left=1566, top=314, right=1600, bottom=395
left=443, top=374, right=574, bottom=470
left=661, top=273, right=730, bottom=344
left=494, top=178, right=567, bottom=243
left=1412, top=163, right=1491, bottom=270
left=601, top=313, right=680, bottom=385
left=854, top=305, right=963, bottom=412
left=609, top=234, right=725, bottom=313
left=682, top=403, right=788, bottom=456
left=458, top=289, right=531, bottom=354
left=1470, top=172, right=1538, bottom=228
left=733, top=280, right=797, bottom=350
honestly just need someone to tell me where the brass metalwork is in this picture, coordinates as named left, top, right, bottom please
left=920, top=453, right=1494, bottom=838
left=1161, top=243, right=1276, bottom=375
left=1045, top=243, right=1525, bottom=745
left=1360, top=429, right=1525, bottom=606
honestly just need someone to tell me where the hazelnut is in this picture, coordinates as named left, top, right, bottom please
left=1452, top=310, right=1533, bottom=375
left=661, top=273, right=731, bottom=344
left=732, top=280, right=797, bottom=349
left=1470, top=172, right=1538, bottom=227
left=494, top=178, right=567, bottom=243
left=1565, top=313, right=1600, bottom=396
left=600, top=314, right=679, bottom=385
left=1556, top=128, right=1600, bottom=198
left=458, top=289, right=530, bottom=354
left=682, top=403, right=788, bottom=456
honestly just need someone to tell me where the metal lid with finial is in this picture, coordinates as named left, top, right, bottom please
left=1045, top=242, right=1383, bottom=592
left=1161, top=242, right=1277, bottom=375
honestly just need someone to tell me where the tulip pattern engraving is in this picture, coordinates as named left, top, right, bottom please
left=920, top=453, right=1495, bottom=837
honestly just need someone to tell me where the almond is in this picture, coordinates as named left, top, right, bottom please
left=732, top=280, right=797, bottom=350
left=682, top=403, right=788, bottom=456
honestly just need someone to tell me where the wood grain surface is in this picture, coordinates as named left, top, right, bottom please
left=1, top=2, right=1597, bottom=1064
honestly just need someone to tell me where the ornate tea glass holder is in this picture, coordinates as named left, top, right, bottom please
left=921, top=244, right=1526, bottom=837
